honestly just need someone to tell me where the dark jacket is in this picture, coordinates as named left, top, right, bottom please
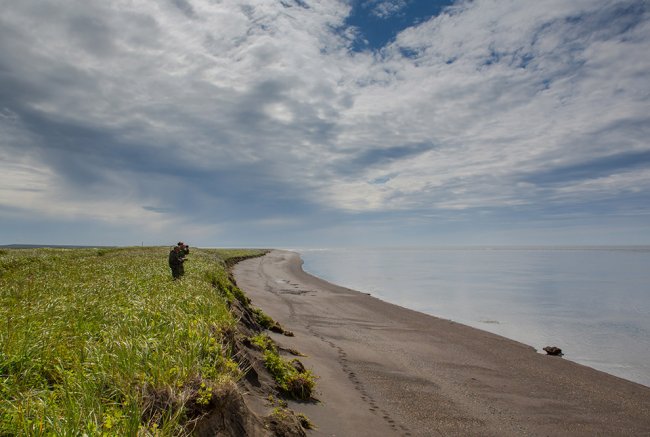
left=168, top=249, right=184, bottom=267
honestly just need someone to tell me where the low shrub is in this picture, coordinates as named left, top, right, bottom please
left=252, top=334, right=315, bottom=400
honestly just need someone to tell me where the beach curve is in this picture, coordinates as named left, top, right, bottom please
left=233, top=250, right=650, bottom=436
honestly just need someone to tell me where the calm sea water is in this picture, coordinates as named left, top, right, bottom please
left=296, top=247, right=650, bottom=387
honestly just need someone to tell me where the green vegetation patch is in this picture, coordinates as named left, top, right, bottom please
left=0, top=247, right=265, bottom=435
left=250, top=334, right=315, bottom=400
left=201, top=249, right=268, bottom=308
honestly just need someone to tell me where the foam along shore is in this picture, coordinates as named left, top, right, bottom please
left=233, top=250, right=650, bottom=437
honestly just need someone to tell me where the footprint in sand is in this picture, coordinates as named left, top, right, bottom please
left=310, top=330, right=413, bottom=436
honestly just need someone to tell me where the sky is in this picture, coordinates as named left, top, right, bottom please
left=1, top=0, right=649, bottom=248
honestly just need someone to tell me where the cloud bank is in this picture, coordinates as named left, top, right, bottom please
left=1, top=0, right=649, bottom=245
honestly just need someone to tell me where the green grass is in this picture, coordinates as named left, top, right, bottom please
left=0, top=247, right=265, bottom=436
left=250, top=334, right=315, bottom=400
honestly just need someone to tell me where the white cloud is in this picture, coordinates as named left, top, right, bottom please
left=366, top=0, right=408, bottom=19
left=0, top=0, right=649, bottom=241
left=319, top=0, right=650, bottom=211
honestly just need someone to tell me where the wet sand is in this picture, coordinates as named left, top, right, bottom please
left=233, top=250, right=650, bottom=436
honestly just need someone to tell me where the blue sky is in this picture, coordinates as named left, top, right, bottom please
left=1, top=0, right=649, bottom=247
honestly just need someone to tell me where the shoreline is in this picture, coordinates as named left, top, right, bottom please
left=297, top=246, right=650, bottom=388
left=234, top=250, right=650, bottom=436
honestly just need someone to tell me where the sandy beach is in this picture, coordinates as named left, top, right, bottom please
left=233, top=250, right=650, bottom=436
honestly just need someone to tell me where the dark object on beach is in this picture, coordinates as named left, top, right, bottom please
left=543, top=346, right=563, bottom=356
left=269, top=323, right=284, bottom=334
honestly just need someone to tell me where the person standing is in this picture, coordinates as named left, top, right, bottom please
left=177, top=242, right=189, bottom=277
left=168, top=245, right=185, bottom=280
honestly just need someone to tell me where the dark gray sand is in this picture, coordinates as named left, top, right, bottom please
left=233, top=250, right=650, bottom=436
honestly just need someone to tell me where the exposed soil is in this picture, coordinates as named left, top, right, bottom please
left=190, top=259, right=308, bottom=437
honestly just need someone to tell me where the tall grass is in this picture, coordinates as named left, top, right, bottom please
left=0, top=247, right=265, bottom=435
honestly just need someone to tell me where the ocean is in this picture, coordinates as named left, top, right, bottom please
left=296, top=246, right=650, bottom=387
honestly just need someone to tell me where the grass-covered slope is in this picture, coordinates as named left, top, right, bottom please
left=0, top=247, right=265, bottom=435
